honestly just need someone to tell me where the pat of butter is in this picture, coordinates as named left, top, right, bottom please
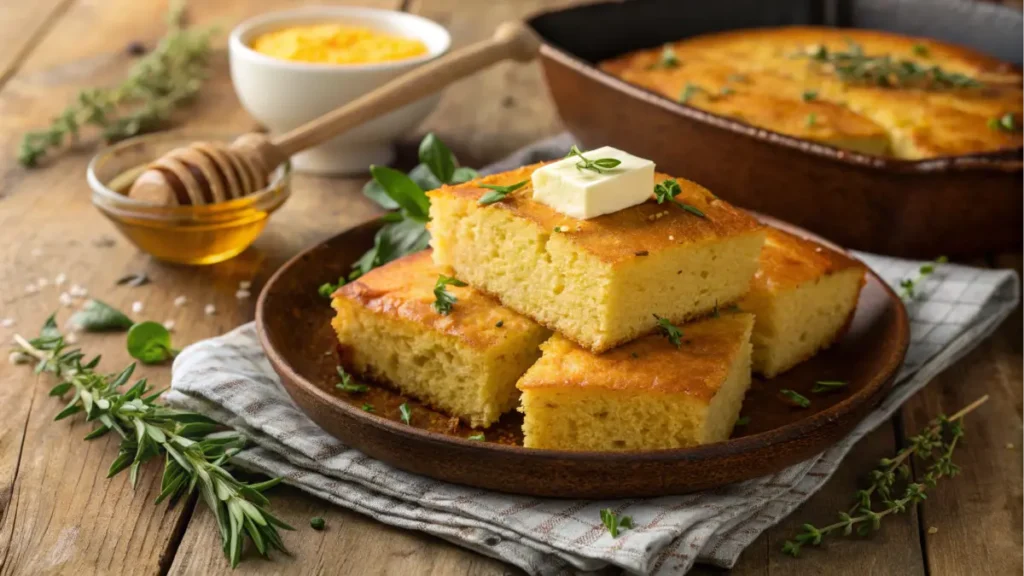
left=531, top=146, right=655, bottom=219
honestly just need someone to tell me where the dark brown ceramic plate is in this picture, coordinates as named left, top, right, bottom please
left=527, top=0, right=1023, bottom=258
left=256, top=216, right=909, bottom=499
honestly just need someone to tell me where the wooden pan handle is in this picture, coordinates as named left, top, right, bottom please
left=270, top=21, right=541, bottom=159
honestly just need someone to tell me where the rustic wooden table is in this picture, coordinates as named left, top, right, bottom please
left=0, top=1, right=1020, bottom=574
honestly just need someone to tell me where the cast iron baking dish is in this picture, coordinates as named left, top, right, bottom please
left=528, top=0, right=1023, bottom=258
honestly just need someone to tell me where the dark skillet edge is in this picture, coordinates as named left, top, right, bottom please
left=523, top=2, right=1024, bottom=175
left=255, top=217, right=911, bottom=498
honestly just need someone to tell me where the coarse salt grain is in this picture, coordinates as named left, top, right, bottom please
left=36, top=278, right=48, bottom=288
left=24, top=284, right=38, bottom=294
left=163, top=320, right=176, bottom=331
left=65, top=332, right=78, bottom=344
left=239, top=280, right=252, bottom=290
left=131, top=301, right=144, bottom=314
left=59, top=292, right=73, bottom=307
left=1, top=318, right=14, bottom=328
left=54, top=273, right=66, bottom=286
left=235, top=290, right=251, bottom=300
left=69, top=284, right=88, bottom=298
left=174, top=295, right=188, bottom=307
left=204, top=304, right=217, bottom=316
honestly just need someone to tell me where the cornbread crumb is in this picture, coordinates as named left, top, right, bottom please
left=927, top=526, right=939, bottom=535
left=332, top=251, right=550, bottom=428
left=174, top=295, right=188, bottom=307
left=518, top=314, right=754, bottom=450
left=204, top=304, right=217, bottom=315
left=132, top=301, right=144, bottom=314
left=741, top=229, right=865, bottom=377
left=1007, top=443, right=1015, bottom=450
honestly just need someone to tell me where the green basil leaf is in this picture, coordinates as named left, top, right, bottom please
left=362, top=179, right=399, bottom=211
left=408, top=163, right=443, bottom=192
left=451, top=166, right=479, bottom=184
left=69, top=299, right=133, bottom=332
left=418, top=132, right=455, bottom=184
left=126, top=321, right=176, bottom=365
left=368, top=165, right=429, bottom=222
left=352, top=219, right=430, bottom=276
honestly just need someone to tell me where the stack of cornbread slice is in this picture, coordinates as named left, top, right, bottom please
left=331, top=152, right=865, bottom=451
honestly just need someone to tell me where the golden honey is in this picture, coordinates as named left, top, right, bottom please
left=250, top=24, right=428, bottom=65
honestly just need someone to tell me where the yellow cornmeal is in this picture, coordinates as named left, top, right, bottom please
left=251, top=24, right=428, bottom=65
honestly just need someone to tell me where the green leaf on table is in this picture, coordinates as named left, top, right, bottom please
left=368, top=165, right=429, bottom=222
left=69, top=299, right=134, bottom=332
left=126, top=321, right=177, bottom=364
left=419, top=132, right=456, bottom=183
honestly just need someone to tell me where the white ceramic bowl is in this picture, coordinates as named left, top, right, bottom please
left=229, top=7, right=451, bottom=174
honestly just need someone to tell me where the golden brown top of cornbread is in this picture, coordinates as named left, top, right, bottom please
left=599, top=26, right=1023, bottom=159
left=333, top=250, right=540, bottom=350
left=517, top=313, right=754, bottom=400
left=753, top=228, right=866, bottom=294
left=427, top=163, right=763, bottom=265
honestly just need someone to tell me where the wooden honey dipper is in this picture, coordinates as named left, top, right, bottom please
left=129, top=21, right=541, bottom=205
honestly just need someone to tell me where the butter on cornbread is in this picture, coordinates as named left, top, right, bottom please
left=517, top=313, right=755, bottom=451
left=427, top=164, right=766, bottom=353
left=331, top=250, right=550, bottom=428
left=740, top=228, right=866, bottom=378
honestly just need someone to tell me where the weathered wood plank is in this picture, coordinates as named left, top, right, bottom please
left=0, top=0, right=74, bottom=88
left=905, top=255, right=1022, bottom=576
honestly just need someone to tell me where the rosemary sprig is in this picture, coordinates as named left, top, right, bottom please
left=19, top=2, right=216, bottom=167
left=783, top=395, right=988, bottom=557
left=566, top=145, right=621, bottom=174
left=899, top=256, right=948, bottom=299
left=804, top=41, right=980, bottom=90
left=10, top=316, right=292, bottom=567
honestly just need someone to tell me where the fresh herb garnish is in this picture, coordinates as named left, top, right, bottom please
left=783, top=395, right=987, bottom=557
left=19, top=3, right=216, bottom=167
left=362, top=403, right=375, bottom=412
left=988, top=113, right=1018, bottom=132
left=812, top=380, right=847, bottom=393
left=478, top=179, right=529, bottom=205
left=115, top=272, right=151, bottom=287
left=653, top=178, right=706, bottom=218
left=10, top=318, right=291, bottom=567
left=600, top=509, right=635, bottom=538
left=648, top=44, right=681, bottom=69
left=899, top=256, right=948, bottom=299
left=495, top=320, right=504, bottom=328
left=566, top=145, right=621, bottom=174
left=68, top=299, right=134, bottom=332
left=805, top=113, right=818, bottom=127
left=802, top=90, right=818, bottom=102
left=727, top=73, right=748, bottom=83
left=678, top=82, right=700, bottom=103
left=653, top=315, right=683, bottom=348
left=804, top=41, right=979, bottom=89
left=399, top=403, right=412, bottom=425
left=432, top=274, right=467, bottom=315
left=735, top=416, right=751, bottom=426
left=912, top=43, right=929, bottom=57
left=468, top=433, right=485, bottom=441
left=126, top=321, right=177, bottom=364
left=310, top=517, right=326, bottom=530
left=720, top=86, right=735, bottom=96
left=335, top=366, right=368, bottom=393
left=781, top=389, right=811, bottom=408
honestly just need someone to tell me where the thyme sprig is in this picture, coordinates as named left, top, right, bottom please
left=804, top=41, right=980, bottom=90
left=899, top=256, right=948, bottom=299
left=566, top=145, right=621, bottom=174
left=653, top=178, right=706, bottom=218
left=19, top=2, right=216, bottom=167
left=10, top=316, right=292, bottom=567
left=432, top=274, right=467, bottom=316
left=783, top=395, right=988, bottom=557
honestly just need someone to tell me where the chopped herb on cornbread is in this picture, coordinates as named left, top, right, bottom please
left=432, top=274, right=467, bottom=315
left=654, top=178, right=707, bottom=218
left=781, top=389, right=811, bottom=408
left=720, top=86, right=735, bottom=96
left=478, top=179, right=529, bottom=205
left=912, top=43, right=929, bottom=57
left=600, top=509, right=635, bottom=538
left=335, top=366, right=368, bottom=393
left=679, top=82, right=700, bottom=103
left=989, top=113, right=1018, bottom=132
left=654, top=315, right=684, bottom=348
left=812, top=380, right=847, bottom=393
left=649, top=44, right=680, bottom=69
left=805, top=113, right=818, bottom=127
left=802, top=90, right=818, bottom=102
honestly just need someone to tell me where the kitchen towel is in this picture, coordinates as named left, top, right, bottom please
left=166, top=135, right=1020, bottom=575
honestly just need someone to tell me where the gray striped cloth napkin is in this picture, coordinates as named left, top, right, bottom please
left=166, top=136, right=1020, bottom=575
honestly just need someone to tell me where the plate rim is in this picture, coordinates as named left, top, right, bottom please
left=256, top=215, right=910, bottom=468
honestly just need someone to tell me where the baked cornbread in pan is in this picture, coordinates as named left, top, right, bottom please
left=331, top=250, right=550, bottom=428
left=517, top=313, right=754, bottom=451
left=600, top=27, right=1023, bottom=159
left=740, top=228, right=866, bottom=378
left=427, top=164, right=765, bottom=353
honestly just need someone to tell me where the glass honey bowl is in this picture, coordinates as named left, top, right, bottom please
left=88, top=131, right=291, bottom=265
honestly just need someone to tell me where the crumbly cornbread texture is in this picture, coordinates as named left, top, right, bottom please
left=600, top=27, right=1023, bottom=159
left=517, top=313, right=754, bottom=451
left=740, top=228, right=866, bottom=378
left=427, top=164, right=765, bottom=353
left=331, top=251, right=550, bottom=428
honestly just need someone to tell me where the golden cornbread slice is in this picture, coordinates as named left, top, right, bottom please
left=517, top=313, right=754, bottom=451
left=600, top=27, right=1022, bottom=159
left=427, top=164, right=765, bottom=353
left=331, top=250, right=550, bottom=428
left=740, top=228, right=866, bottom=378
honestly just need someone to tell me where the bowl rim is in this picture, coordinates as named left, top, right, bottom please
left=228, top=6, right=452, bottom=73
left=87, top=130, right=291, bottom=216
